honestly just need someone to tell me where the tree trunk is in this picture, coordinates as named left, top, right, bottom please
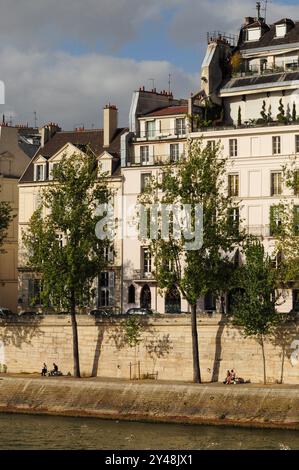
left=191, top=303, right=201, bottom=383
left=261, top=335, right=266, bottom=385
left=70, top=293, right=81, bottom=378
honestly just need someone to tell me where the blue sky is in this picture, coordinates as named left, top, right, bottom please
left=1, top=0, right=299, bottom=129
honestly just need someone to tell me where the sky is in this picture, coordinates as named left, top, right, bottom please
left=0, top=0, right=299, bottom=130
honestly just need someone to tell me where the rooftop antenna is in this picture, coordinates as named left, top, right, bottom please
left=262, top=0, right=270, bottom=22
left=33, top=111, right=37, bottom=128
left=256, top=1, right=261, bottom=20
left=168, top=73, right=172, bottom=94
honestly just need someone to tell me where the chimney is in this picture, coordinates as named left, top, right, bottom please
left=103, top=104, right=118, bottom=148
left=244, top=16, right=255, bottom=25
left=40, top=122, right=61, bottom=147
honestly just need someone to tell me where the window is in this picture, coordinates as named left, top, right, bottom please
left=50, top=163, right=58, bottom=179
left=204, top=292, right=216, bottom=311
left=271, top=172, right=282, bottom=196
left=28, top=279, right=43, bottom=306
left=294, top=206, right=299, bottom=234
left=207, top=140, right=216, bottom=150
left=35, top=164, right=44, bottom=181
left=143, top=248, right=152, bottom=274
left=140, top=146, right=149, bottom=165
left=292, top=289, right=299, bottom=311
left=141, top=173, right=151, bottom=193
left=270, top=206, right=283, bottom=236
left=100, top=272, right=109, bottom=287
left=247, top=28, right=261, bottom=42
left=275, top=24, right=287, bottom=38
left=228, top=174, right=239, bottom=197
left=170, top=143, right=179, bottom=162
left=227, top=207, right=239, bottom=235
left=55, top=233, right=63, bottom=249
left=272, top=136, right=281, bottom=155
left=98, top=272, right=115, bottom=307
left=146, top=121, right=155, bottom=138
left=295, top=136, right=299, bottom=153
left=294, top=170, right=299, bottom=195
left=128, top=284, right=136, bottom=304
left=103, top=245, right=114, bottom=263
left=229, top=139, right=238, bottom=157
left=175, top=118, right=186, bottom=135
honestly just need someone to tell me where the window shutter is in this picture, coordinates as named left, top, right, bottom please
left=149, top=146, right=154, bottom=165
left=108, top=272, right=115, bottom=306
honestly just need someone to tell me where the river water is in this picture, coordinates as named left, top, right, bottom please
left=0, top=413, right=298, bottom=450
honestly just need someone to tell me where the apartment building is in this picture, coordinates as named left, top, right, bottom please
left=18, top=106, right=127, bottom=313
left=121, top=10, right=299, bottom=314
left=191, top=10, right=299, bottom=313
left=121, top=88, right=189, bottom=313
left=0, top=124, right=39, bottom=312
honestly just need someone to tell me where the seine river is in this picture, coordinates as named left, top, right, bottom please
left=0, top=413, right=298, bottom=450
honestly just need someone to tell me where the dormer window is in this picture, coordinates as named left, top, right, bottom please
left=35, top=164, right=45, bottom=181
left=275, top=24, right=287, bottom=38
left=247, top=27, right=261, bottom=42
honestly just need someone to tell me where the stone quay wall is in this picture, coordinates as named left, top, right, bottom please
left=0, top=377, right=298, bottom=429
left=0, top=315, right=298, bottom=384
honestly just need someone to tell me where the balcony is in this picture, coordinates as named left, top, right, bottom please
left=133, top=128, right=187, bottom=142
left=133, top=270, right=156, bottom=282
left=233, top=63, right=299, bottom=79
left=127, top=154, right=184, bottom=167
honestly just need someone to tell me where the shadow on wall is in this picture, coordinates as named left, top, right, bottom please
left=211, top=314, right=227, bottom=382
left=107, top=316, right=173, bottom=377
left=270, top=317, right=299, bottom=384
left=0, top=315, right=44, bottom=349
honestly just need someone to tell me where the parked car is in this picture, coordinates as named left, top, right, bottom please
left=88, top=309, right=111, bottom=316
left=18, top=310, right=40, bottom=316
left=0, top=308, right=13, bottom=316
left=125, top=308, right=153, bottom=316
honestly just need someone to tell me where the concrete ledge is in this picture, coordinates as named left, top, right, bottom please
left=0, top=376, right=298, bottom=430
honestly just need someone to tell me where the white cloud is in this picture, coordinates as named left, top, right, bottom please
left=0, top=48, right=197, bottom=129
left=0, top=0, right=179, bottom=50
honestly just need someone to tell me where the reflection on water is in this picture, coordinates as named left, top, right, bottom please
left=0, top=413, right=298, bottom=450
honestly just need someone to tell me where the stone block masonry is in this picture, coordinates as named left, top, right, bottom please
left=0, top=377, right=298, bottom=430
left=0, top=315, right=298, bottom=384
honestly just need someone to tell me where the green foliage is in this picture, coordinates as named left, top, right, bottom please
left=237, top=106, right=242, bottom=126
left=260, top=100, right=267, bottom=122
left=23, top=150, right=112, bottom=311
left=267, top=105, right=273, bottom=123
left=292, top=102, right=297, bottom=122
left=231, top=239, right=282, bottom=338
left=123, top=316, right=142, bottom=348
left=277, top=98, right=287, bottom=123
left=0, top=185, right=13, bottom=252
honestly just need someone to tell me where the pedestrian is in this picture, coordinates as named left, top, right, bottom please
left=41, top=363, right=47, bottom=376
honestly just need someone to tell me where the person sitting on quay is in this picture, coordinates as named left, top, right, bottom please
left=41, top=363, right=47, bottom=376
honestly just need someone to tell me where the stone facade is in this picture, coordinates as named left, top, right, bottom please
left=0, top=315, right=298, bottom=384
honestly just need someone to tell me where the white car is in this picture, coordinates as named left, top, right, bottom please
left=0, top=308, right=13, bottom=316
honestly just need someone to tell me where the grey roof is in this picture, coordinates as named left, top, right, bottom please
left=221, top=71, right=299, bottom=92
left=239, top=20, right=299, bottom=50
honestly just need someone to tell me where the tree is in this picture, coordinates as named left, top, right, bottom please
left=237, top=106, right=242, bottom=127
left=260, top=100, right=267, bottom=123
left=139, top=139, right=243, bottom=383
left=277, top=98, right=286, bottom=123
left=0, top=185, right=13, bottom=253
left=23, top=150, right=112, bottom=377
left=293, top=102, right=297, bottom=122
left=267, top=105, right=273, bottom=123
left=231, top=239, right=284, bottom=384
